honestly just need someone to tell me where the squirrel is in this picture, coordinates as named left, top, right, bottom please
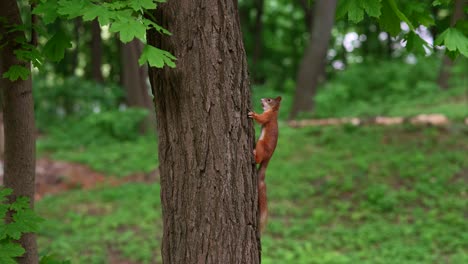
left=248, top=96, right=281, bottom=233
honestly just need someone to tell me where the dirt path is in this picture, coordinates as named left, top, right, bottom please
left=0, top=158, right=159, bottom=200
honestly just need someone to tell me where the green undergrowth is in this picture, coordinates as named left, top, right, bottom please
left=37, top=183, right=162, bottom=264
left=252, top=58, right=467, bottom=120
left=37, top=108, right=158, bottom=177
left=36, top=124, right=468, bottom=263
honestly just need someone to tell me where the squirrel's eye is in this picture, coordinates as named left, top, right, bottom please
left=268, top=99, right=271, bottom=102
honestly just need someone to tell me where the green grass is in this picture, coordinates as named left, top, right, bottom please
left=37, top=183, right=163, bottom=263
left=36, top=123, right=468, bottom=263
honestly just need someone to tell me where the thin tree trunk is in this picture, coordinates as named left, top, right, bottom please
left=121, top=39, right=156, bottom=133
left=147, top=1, right=260, bottom=263
left=298, top=0, right=314, bottom=31
left=289, top=0, right=337, bottom=119
left=252, top=0, right=264, bottom=74
left=91, top=19, right=103, bottom=83
left=437, top=0, right=465, bottom=90
left=70, top=18, right=82, bottom=73
left=0, top=1, right=38, bottom=263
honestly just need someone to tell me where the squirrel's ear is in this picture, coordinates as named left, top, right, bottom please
left=276, top=96, right=282, bottom=102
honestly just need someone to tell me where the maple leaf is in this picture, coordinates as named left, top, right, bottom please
left=57, top=0, right=89, bottom=19
left=82, top=4, right=112, bottom=25
left=435, top=28, right=468, bottom=57
left=138, top=44, right=176, bottom=68
left=337, top=0, right=381, bottom=22
left=379, top=0, right=401, bottom=36
left=2, top=65, right=30, bottom=81
left=33, top=0, right=59, bottom=24
left=143, top=19, right=171, bottom=35
left=43, top=30, right=72, bottom=62
left=129, top=0, right=157, bottom=11
left=0, top=241, right=25, bottom=264
left=110, top=18, right=146, bottom=43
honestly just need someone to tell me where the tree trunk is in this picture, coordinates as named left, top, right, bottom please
left=0, top=1, right=38, bottom=263
left=289, top=0, right=337, bottom=119
left=147, top=1, right=260, bottom=263
left=121, top=39, right=156, bottom=133
left=70, top=18, right=82, bottom=74
left=437, top=0, right=465, bottom=90
left=252, top=0, right=264, bottom=75
left=91, top=18, right=103, bottom=83
left=298, top=0, right=314, bottom=31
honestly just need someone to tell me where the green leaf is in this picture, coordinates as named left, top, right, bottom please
left=362, top=0, right=382, bottom=18
left=336, top=1, right=352, bottom=19
left=432, top=0, right=451, bottom=6
left=348, top=0, right=364, bottom=23
left=43, top=30, right=72, bottom=62
left=0, top=241, right=25, bottom=264
left=435, top=28, right=468, bottom=57
left=405, top=32, right=429, bottom=55
left=128, top=0, right=157, bottom=11
left=9, top=197, right=30, bottom=212
left=143, top=19, right=171, bottom=35
left=82, top=4, right=112, bottom=24
left=2, top=65, right=30, bottom=81
left=57, top=0, right=89, bottom=18
left=0, top=188, right=13, bottom=200
left=379, top=0, right=401, bottom=36
left=33, top=0, right=59, bottom=24
left=14, top=46, right=44, bottom=69
left=103, top=1, right=128, bottom=10
left=386, top=0, right=415, bottom=31
left=336, top=0, right=381, bottom=22
left=139, top=45, right=176, bottom=68
left=110, top=18, right=147, bottom=43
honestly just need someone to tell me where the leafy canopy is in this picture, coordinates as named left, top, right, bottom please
left=337, top=0, right=467, bottom=57
left=3, top=0, right=174, bottom=81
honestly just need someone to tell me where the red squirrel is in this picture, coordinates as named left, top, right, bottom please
left=248, top=96, right=281, bottom=233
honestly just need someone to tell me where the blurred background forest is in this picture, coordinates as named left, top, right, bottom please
left=0, top=0, right=467, bottom=263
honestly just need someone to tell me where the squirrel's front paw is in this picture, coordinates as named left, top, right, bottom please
left=248, top=111, right=255, bottom=118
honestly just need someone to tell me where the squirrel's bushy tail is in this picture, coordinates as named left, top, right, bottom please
left=258, top=160, right=269, bottom=233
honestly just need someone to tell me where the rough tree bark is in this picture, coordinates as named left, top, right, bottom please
left=0, top=1, right=38, bottom=263
left=437, top=0, right=464, bottom=90
left=121, top=39, right=156, bottom=133
left=289, top=0, right=337, bottom=119
left=91, top=18, right=103, bottom=83
left=147, top=1, right=260, bottom=263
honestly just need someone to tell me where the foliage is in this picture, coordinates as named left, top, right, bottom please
left=3, top=0, right=174, bottom=81
left=34, top=75, right=124, bottom=131
left=37, top=109, right=158, bottom=177
left=240, top=0, right=308, bottom=88
left=0, top=188, right=43, bottom=264
left=311, top=57, right=467, bottom=118
left=38, top=108, right=149, bottom=148
left=337, top=0, right=466, bottom=58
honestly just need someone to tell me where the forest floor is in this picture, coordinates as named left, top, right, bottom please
left=0, top=158, right=158, bottom=200
left=31, top=123, right=468, bottom=264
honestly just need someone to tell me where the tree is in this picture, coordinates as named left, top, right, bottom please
left=0, top=1, right=38, bottom=263
left=290, top=0, right=337, bottom=119
left=147, top=1, right=260, bottom=262
left=91, top=18, right=104, bottom=83
left=437, top=0, right=465, bottom=89
left=121, top=39, right=156, bottom=133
